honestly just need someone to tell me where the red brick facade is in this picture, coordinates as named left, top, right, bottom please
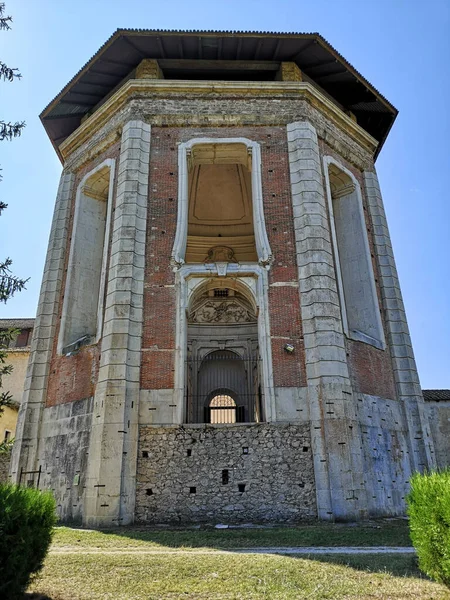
left=46, top=128, right=398, bottom=407
left=141, top=125, right=306, bottom=391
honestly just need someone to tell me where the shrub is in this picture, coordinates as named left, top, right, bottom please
left=407, top=470, right=450, bottom=586
left=0, top=483, right=57, bottom=599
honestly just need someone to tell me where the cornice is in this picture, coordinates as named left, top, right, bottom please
left=59, top=80, right=378, bottom=163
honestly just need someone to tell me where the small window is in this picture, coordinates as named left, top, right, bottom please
left=214, top=289, right=229, bottom=298
left=209, top=394, right=237, bottom=424
left=14, top=329, right=30, bottom=348
left=4, top=430, right=11, bottom=442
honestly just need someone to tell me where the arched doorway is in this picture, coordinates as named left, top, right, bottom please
left=185, top=284, right=262, bottom=424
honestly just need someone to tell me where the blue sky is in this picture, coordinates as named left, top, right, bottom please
left=1, top=0, right=449, bottom=387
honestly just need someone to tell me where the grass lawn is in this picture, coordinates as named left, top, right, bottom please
left=52, top=519, right=412, bottom=549
left=27, top=522, right=450, bottom=600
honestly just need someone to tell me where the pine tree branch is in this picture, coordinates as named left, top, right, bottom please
left=0, top=258, right=28, bottom=302
left=0, top=3, right=12, bottom=31
left=0, top=120, right=25, bottom=141
left=0, top=60, right=21, bottom=82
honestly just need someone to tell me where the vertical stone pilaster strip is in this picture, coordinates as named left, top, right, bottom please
left=287, top=121, right=368, bottom=520
left=10, top=172, right=75, bottom=481
left=84, top=120, right=151, bottom=527
left=363, top=171, right=436, bottom=470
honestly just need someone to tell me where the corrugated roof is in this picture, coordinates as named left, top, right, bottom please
left=40, top=29, right=397, bottom=161
left=423, top=389, right=450, bottom=402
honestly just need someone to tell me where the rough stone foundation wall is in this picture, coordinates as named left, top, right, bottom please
left=136, top=424, right=316, bottom=524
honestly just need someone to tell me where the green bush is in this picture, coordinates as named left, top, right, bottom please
left=407, top=470, right=450, bottom=586
left=0, top=483, right=57, bottom=599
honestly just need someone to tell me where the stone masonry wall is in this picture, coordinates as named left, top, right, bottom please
left=136, top=424, right=316, bottom=524
left=37, top=397, right=93, bottom=523
left=425, top=401, right=450, bottom=470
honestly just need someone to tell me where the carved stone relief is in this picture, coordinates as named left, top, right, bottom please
left=190, top=299, right=256, bottom=324
left=204, top=246, right=237, bottom=263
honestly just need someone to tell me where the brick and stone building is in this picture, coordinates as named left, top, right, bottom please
left=11, top=30, right=436, bottom=526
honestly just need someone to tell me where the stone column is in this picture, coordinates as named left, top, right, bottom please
left=287, top=121, right=368, bottom=520
left=364, top=170, right=436, bottom=470
left=10, top=171, right=75, bottom=482
left=84, top=120, right=151, bottom=527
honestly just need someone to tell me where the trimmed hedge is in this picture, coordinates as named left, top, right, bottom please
left=407, top=470, right=450, bottom=586
left=0, top=483, right=57, bottom=599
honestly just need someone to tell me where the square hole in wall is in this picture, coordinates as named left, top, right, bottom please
left=242, top=447, right=249, bottom=455
left=222, top=469, right=229, bottom=485
left=238, top=483, right=246, bottom=493
left=142, top=451, right=149, bottom=458
left=302, top=446, right=309, bottom=452
left=190, top=486, right=196, bottom=494
left=187, top=449, right=192, bottom=457
left=146, top=488, right=153, bottom=496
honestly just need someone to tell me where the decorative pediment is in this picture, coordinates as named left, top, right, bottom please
left=190, top=297, right=256, bottom=324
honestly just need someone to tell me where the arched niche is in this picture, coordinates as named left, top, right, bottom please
left=172, top=138, right=272, bottom=269
left=58, top=159, right=115, bottom=354
left=323, top=156, right=385, bottom=349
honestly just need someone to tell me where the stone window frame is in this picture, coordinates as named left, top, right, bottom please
left=57, top=158, right=116, bottom=355
left=323, top=155, right=385, bottom=350
left=171, top=137, right=273, bottom=269
left=174, top=263, right=276, bottom=424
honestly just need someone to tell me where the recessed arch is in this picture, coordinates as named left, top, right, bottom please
left=323, top=156, right=385, bottom=349
left=58, top=158, right=115, bottom=354
left=172, top=137, right=273, bottom=269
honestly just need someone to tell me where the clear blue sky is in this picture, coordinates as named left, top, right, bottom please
left=1, top=0, right=449, bottom=387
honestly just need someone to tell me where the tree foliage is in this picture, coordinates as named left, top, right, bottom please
left=0, top=2, right=24, bottom=150
left=0, top=2, right=28, bottom=438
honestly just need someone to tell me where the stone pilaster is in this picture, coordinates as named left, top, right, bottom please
left=10, top=172, right=75, bottom=482
left=287, top=121, right=368, bottom=520
left=363, top=170, right=436, bottom=471
left=84, top=120, right=151, bottom=527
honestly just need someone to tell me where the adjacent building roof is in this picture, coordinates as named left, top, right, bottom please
left=423, top=389, right=450, bottom=402
left=0, top=318, right=35, bottom=330
left=40, top=29, right=398, bottom=160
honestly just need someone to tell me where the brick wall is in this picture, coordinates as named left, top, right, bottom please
left=141, top=125, right=306, bottom=390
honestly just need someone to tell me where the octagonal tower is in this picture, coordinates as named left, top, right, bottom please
left=11, top=30, right=435, bottom=526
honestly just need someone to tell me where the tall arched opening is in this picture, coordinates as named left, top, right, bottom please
left=185, top=281, right=262, bottom=424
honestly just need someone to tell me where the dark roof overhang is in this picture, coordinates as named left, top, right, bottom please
left=40, top=29, right=398, bottom=161
left=422, top=389, right=450, bottom=402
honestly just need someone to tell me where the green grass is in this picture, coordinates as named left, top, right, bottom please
left=28, top=522, right=448, bottom=599
left=29, top=552, right=450, bottom=600
left=53, top=519, right=412, bottom=550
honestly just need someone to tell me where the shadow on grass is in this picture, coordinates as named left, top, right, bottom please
left=94, top=520, right=411, bottom=548
left=87, top=524, right=422, bottom=579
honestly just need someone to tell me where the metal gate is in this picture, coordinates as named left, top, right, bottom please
left=185, top=351, right=263, bottom=424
